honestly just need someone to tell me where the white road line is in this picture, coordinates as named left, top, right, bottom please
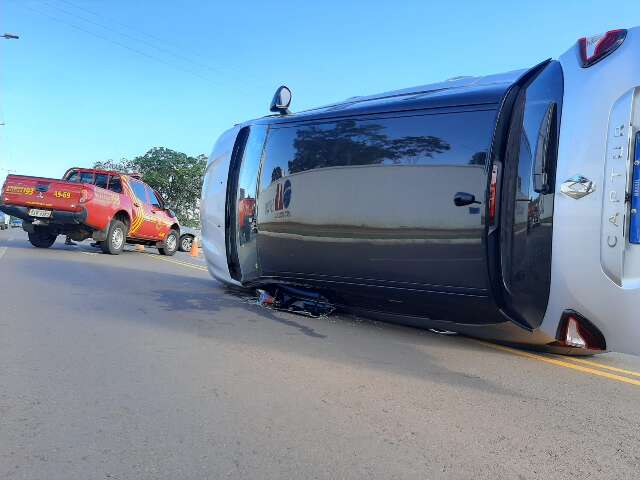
left=0, top=246, right=7, bottom=261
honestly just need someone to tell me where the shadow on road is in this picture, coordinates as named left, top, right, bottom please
left=6, top=253, right=528, bottom=399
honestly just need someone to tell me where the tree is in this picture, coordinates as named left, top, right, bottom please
left=93, top=158, right=135, bottom=173
left=95, top=147, right=207, bottom=227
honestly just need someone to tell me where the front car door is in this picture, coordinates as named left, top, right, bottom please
left=225, top=125, right=267, bottom=283
left=146, top=186, right=173, bottom=240
left=127, top=179, right=155, bottom=239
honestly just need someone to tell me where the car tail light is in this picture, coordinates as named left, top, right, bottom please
left=556, top=310, right=606, bottom=351
left=488, top=164, right=498, bottom=226
left=577, top=29, right=627, bottom=68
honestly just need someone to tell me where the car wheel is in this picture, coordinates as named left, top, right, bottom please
left=28, top=227, right=57, bottom=248
left=179, top=234, right=193, bottom=252
left=101, top=219, right=127, bottom=255
left=159, top=229, right=178, bottom=256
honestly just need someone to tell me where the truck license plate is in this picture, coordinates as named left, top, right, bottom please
left=28, top=209, right=52, bottom=218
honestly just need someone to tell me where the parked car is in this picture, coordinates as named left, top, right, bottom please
left=178, top=226, right=200, bottom=252
left=0, top=168, right=180, bottom=255
left=0, top=212, right=8, bottom=230
left=201, top=28, right=640, bottom=356
left=10, top=217, right=21, bottom=228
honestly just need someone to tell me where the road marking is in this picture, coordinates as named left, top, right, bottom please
left=562, top=356, right=640, bottom=378
left=0, top=246, right=6, bottom=260
left=148, top=254, right=208, bottom=272
left=473, top=339, right=640, bottom=387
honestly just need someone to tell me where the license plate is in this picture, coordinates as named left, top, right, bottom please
left=28, top=208, right=52, bottom=218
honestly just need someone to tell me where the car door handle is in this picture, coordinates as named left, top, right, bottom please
left=454, top=192, right=481, bottom=207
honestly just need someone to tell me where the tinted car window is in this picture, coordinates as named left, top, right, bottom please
left=260, top=111, right=493, bottom=191
left=130, top=180, right=148, bottom=203
left=95, top=173, right=108, bottom=189
left=65, top=170, right=80, bottom=182
left=108, top=176, right=123, bottom=193
left=147, top=187, right=161, bottom=207
left=80, top=172, right=95, bottom=184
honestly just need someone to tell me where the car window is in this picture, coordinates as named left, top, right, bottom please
left=108, top=176, right=123, bottom=193
left=147, top=187, right=162, bottom=208
left=79, top=172, right=95, bottom=184
left=259, top=111, right=495, bottom=191
left=65, top=170, right=80, bottom=182
left=130, top=180, right=148, bottom=203
left=95, top=173, right=108, bottom=189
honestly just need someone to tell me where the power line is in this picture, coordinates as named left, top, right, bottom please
left=21, top=2, right=228, bottom=87
left=53, top=0, right=267, bottom=86
left=44, top=0, right=229, bottom=79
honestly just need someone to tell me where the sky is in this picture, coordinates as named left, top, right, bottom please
left=1, top=0, right=639, bottom=182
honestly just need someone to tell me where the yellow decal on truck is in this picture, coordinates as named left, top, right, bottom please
left=5, top=186, right=35, bottom=195
left=54, top=191, right=72, bottom=199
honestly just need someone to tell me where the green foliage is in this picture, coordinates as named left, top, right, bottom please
left=94, top=147, right=207, bottom=227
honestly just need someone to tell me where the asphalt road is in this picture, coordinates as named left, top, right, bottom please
left=1, top=227, right=640, bottom=479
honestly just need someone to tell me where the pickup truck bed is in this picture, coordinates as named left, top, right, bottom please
left=1, top=174, right=88, bottom=224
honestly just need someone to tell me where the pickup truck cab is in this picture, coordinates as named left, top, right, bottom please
left=0, top=168, right=180, bottom=255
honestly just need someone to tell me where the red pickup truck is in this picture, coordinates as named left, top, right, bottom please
left=0, top=167, right=180, bottom=255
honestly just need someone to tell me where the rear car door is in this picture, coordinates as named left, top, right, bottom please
left=255, top=110, right=503, bottom=322
left=257, top=111, right=496, bottom=289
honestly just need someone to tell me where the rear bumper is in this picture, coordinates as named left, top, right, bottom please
left=0, top=204, right=87, bottom=225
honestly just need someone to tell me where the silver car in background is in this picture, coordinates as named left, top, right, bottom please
left=178, top=226, right=200, bottom=252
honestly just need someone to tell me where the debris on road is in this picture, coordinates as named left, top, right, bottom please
left=256, top=286, right=335, bottom=318
left=428, top=328, right=459, bottom=335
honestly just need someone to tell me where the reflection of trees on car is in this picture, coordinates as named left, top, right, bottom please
left=287, top=120, right=451, bottom=175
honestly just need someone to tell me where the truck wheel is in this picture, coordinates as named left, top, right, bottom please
left=28, top=228, right=57, bottom=248
left=159, top=229, right=178, bottom=256
left=179, top=234, right=193, bottom=252
left=101, top=219, right=127, bottom=255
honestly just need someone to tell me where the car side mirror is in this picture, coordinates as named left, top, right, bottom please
left=454, top=192, right=481, bottom=207
left=270, top=85, right=292, bottom=115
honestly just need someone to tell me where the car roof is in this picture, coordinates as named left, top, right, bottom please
left=252, top=66, right=531, bottom=126
left=65, top=167, right=142, bottom=179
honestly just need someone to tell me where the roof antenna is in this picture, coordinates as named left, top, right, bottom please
left=270, top=85, right=292, bottom=115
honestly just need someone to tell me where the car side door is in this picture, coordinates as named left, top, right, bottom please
left=146, top=186, right=173, bottom=240
left=127, top=179, right=155, bottom=239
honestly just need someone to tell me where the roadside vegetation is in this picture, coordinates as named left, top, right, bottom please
left=95, top=147, right=207, bottom=227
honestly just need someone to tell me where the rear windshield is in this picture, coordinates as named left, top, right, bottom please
left=65, top=170, right=95, bottom=184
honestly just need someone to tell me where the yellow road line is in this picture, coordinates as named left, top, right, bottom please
left=472, top=339, right=640, bottom=387
left=561, top=356, right=640, bottom=378
left=149, top=254, right=208, bottom=272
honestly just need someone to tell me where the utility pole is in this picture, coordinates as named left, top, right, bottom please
left=2, top=33, right=19, bottom=40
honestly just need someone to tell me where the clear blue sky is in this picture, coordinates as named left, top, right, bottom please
left=1, top=0, right=639, bottom=181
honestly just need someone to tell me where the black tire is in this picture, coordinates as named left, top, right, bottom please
left=159, top=229, right=178, bottom=256
left=179, top=234, right=193, bottom=252
left=28, top=227, right=57, bottom=248
left=101, top=219, right=127, bottom=255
